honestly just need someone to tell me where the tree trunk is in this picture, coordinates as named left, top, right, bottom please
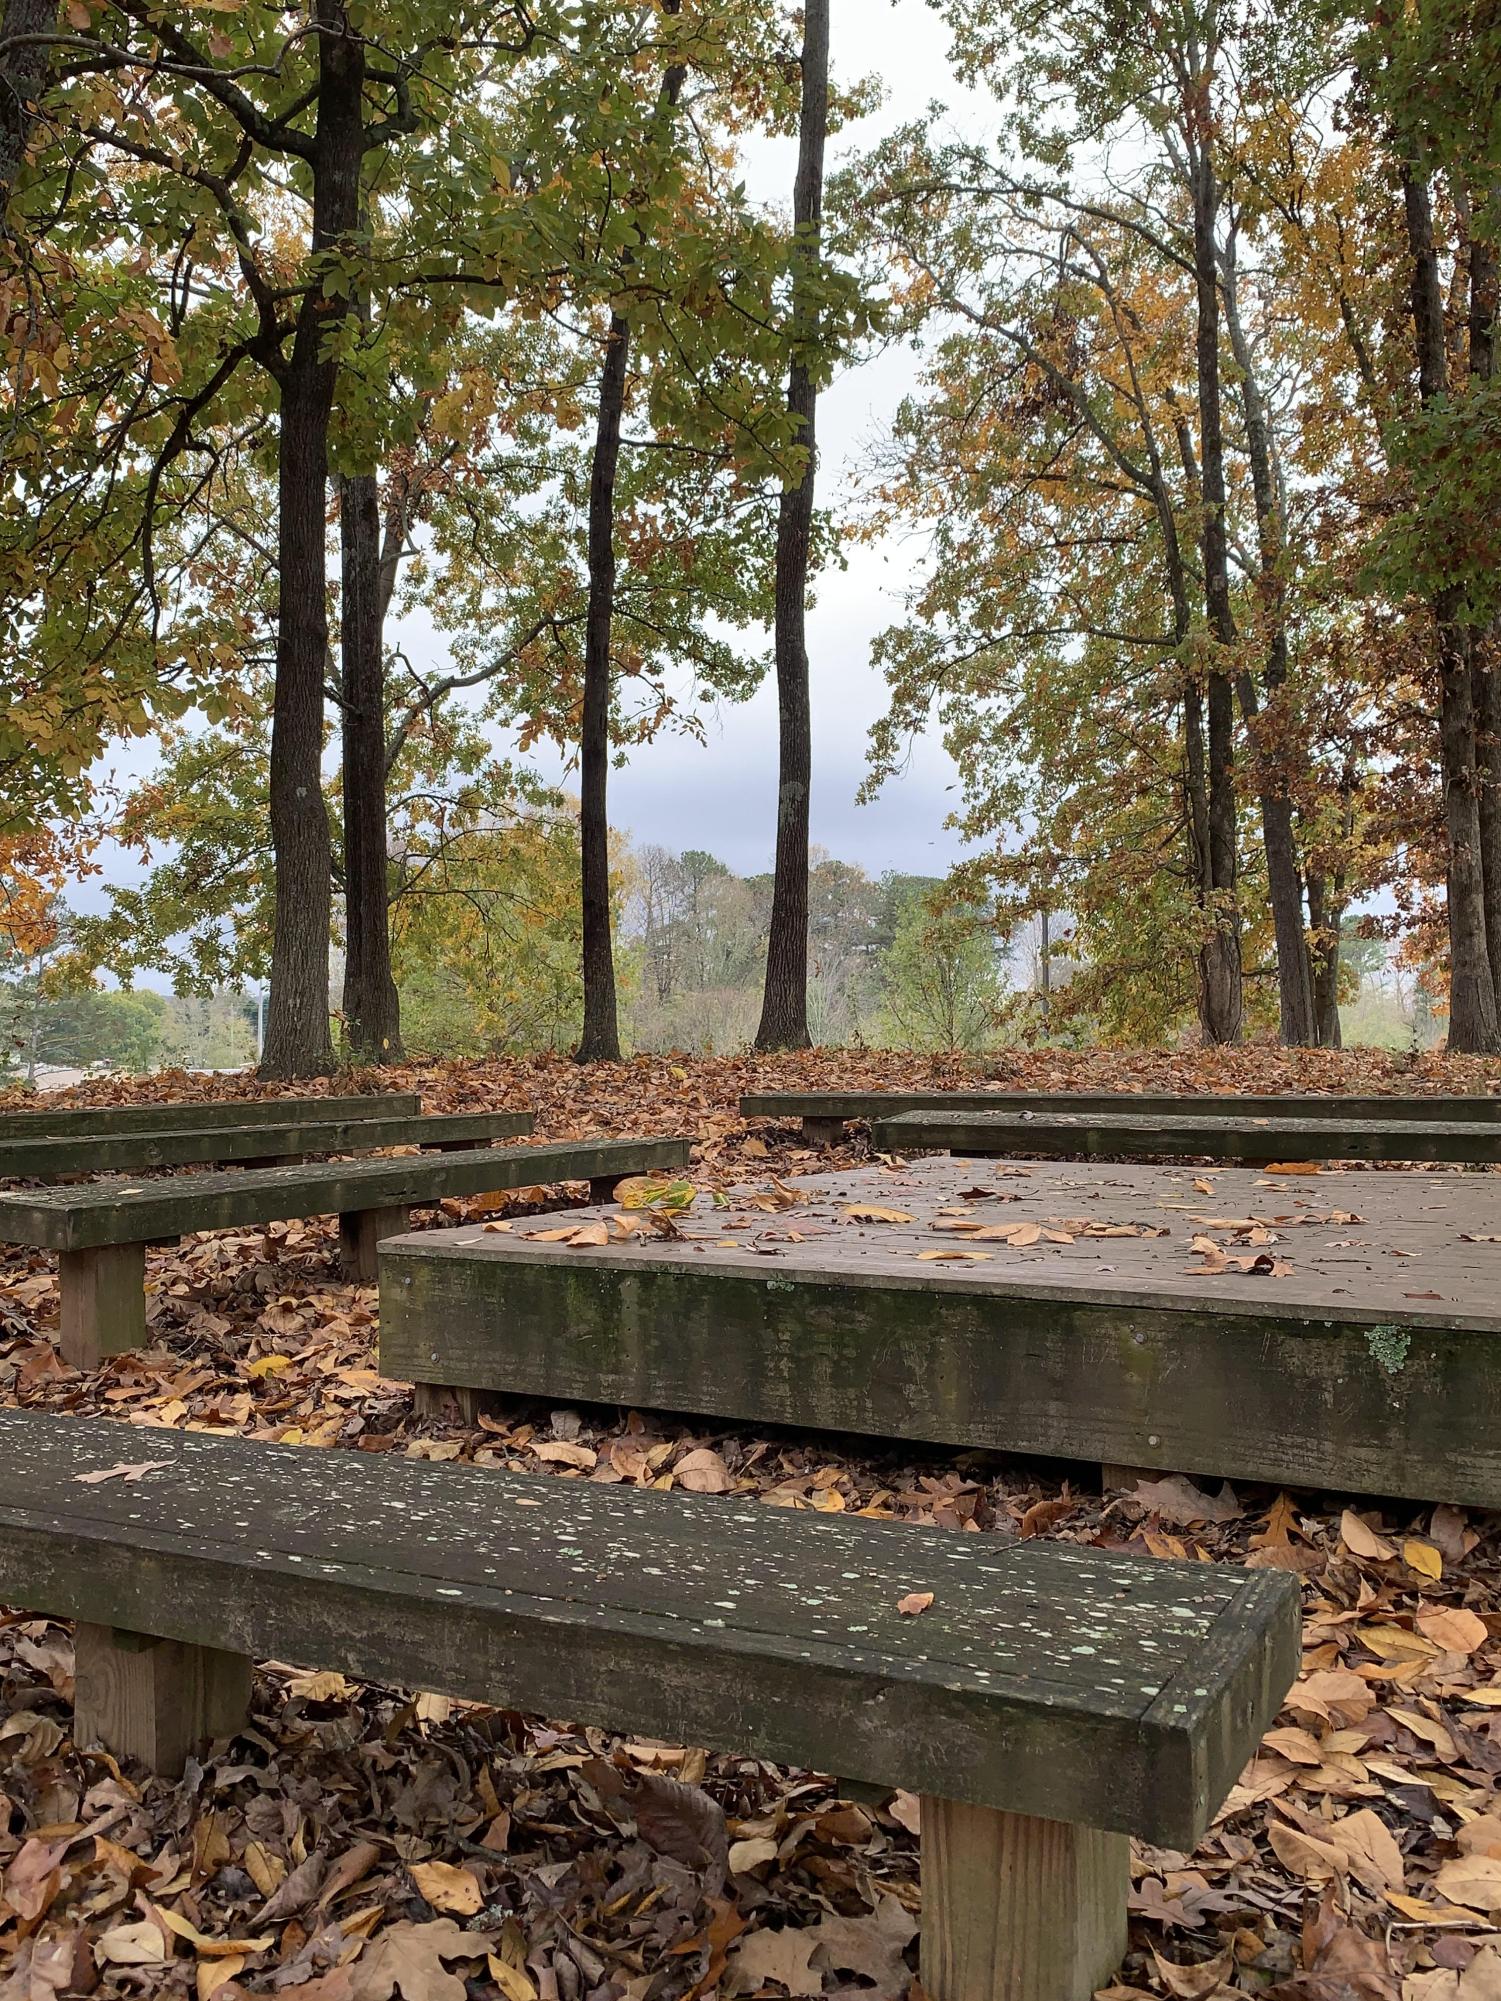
left=573, top=3, right=686, bottom=1064
left=575, top=311, right=630, bottom=1064
left=1189, top=135, right=1243, bottom=1046
left=1221, top=244, right=1317, bottom=1045
left=1403, top=169, right=1499, bottom=1050
left=754, top=0, right=828, bottom=1053
left=340, top=471, right=402, bottom=1064
left=0, top=0, right=56, bottom=223
left=1468, top=220, right=1501, bottom=1008
left=260, top=2, right=364, bottom=1080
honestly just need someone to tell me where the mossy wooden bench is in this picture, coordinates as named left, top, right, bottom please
left=742, top=1088, right=1501, bottom=1144
left=0, top=1411, right=1298, bottom=2001
left=0, top=1135, right=690, bottom=1369
left=0, top=1106, right=531, bottom=1179
left=380, top=1155, right=1501, bottom=1507
left=869, top=1106, right=1501, bottom=1164
left=0, top=1090, right=421, bottom=1139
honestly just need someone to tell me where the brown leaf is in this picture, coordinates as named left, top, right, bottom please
left=896, top=1591, right=934, bottom=1616
left=348, top=1921, right=491, bottom=2001
left=673, top=1447, right=733, bottom=1493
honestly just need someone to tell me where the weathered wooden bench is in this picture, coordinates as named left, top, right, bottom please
left=743, top=1088, right=1501, bottom=1144
left=869, top=1106, right=1501, bottom=1164
left=0, top=1106, right=531, bottom=1179
left=380, top=1154, right=1501, bottom=1507
left=0, top=1411, right=1298, bottom=2001
left=0, top=1090, right=421, bottom=1139
left=0, top=1135, right=691, bottom=1368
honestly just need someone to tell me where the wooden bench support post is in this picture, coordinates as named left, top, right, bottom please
left=339, top=1204, right=411, bottom=1283
left=412, top=1382, right=493, bottom=1422
left=589, top=1176, right=619, bottom=1205
left=801, top=1116, right=845, bottom=1145
left=58, top=1242, right=147, bottom=1371
left=74, top=1623, right=251, bottom=1779
left=1101, top=1463, right=1153, bottom=1494
left=921, top=1797, right=1127, bottom=2001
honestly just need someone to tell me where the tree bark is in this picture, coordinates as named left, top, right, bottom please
left=1221, top=245, right=1318, bottom=1045
left=754, top=0, right=829, bottom=1053
left=0, top=0, right=56, bottom=224
left=1188, top=132, right=1243, bottom=1046
left=1468, top=218, right=1501, bottom=1008
left=260, top=2, right=364, bottom=1079
left=340, top=471, right=402, bottom=1064
left=574, top=2, right=686, bottom=1064
left=1403, top=169, right=1499, bottom=1051
left=575, top=311, right=630, bottom=1063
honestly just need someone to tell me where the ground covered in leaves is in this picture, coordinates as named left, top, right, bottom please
left=5, top=1047, right=1501, bottom=2001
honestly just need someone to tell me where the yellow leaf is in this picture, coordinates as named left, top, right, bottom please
left=1404, top=1538, right=1443, bottom=1580
left=155, top=1910, right=273, bottom=1957
left=842, top=1204, right=913, bottom=1223
left=410, top=1862, right=483, bottom=1916
left=246, top=1354, right=293, bottom=1380
left=488, top=1955, right=537, bottom=2001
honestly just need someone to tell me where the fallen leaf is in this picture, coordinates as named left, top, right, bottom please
left=72, top=1459, right=173, bottom=1486
left=897, top=1591, right=934, bottom=1616
left=348, top=1920, right=491, bottom=2001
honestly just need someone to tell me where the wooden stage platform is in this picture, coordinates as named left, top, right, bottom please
left=379, top=1156, right=1501, bottom=1507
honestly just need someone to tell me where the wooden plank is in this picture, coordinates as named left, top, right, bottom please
left=742, top=1088, right=1501, bottom=1125
left=339, top=1204, right=412, bottom=1282
left=0, top=1135, right=693, bottom=1252
left=0, top=1109, right=532, bottom=1179
left=58, top=1242, right=146, bottom=1368
left=378, top=1156, right=1501, bottom=1508
left=0, top=1410, right=1298, bottom=1847
left=0, top=1091, right=421, bottom=1140
left=74, top=1623, right=251, bottom=1778
left=920, top=1798, right=1127, bottom=2001
left=871, top=1108, right=1501, bottom=1163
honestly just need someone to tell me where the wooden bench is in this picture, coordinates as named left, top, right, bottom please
left=0, top=1090, right=421, bottom=1139
left=380, top=1154, right=1501, bottom=1507
left=869, top=1107, right=1501, bottom=1164
left=0, top=1411, right=1298, bottom=2001
left=0, top=1107, right=532, bottom=1179
left=743, top=1088, right=1501, bottom=1144
left=0, top=1135, right=691, bottom=1369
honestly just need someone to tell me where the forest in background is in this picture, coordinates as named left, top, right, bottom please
left=1, top=0, right=1499, bottom=1069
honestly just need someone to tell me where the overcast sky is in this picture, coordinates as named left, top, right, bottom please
left=80, top=0, right=994, bottom=937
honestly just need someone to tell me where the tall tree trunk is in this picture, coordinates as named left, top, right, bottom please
left=1221, top=248, right=1318, bottom=1045
left=1467, top=217, right=1501, bottom=1007
left=1403, top=169, right=1499, bottom=1050
left=1188, top=134, right=1243, bottom=1045
left=340, top=471, right=401, bottom=1064
left=574, top=2, right=686, bottom=1064
left=575, top=311, right=630, bottom=1063
left=260, top=2, right=363, bottom=1079
left=754, top=0, right=829, bottom=1053
left=0, top=0, right=55, bottom=224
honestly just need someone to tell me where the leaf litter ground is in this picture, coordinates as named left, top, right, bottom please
left=4, top=1048, right=1501, bottom=2000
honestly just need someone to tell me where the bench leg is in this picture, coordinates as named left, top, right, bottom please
left=412, top=1382, right=492, bottom=1423
left=589, top=1176, right=619, bottom=1205
left=802, top=1116, right=845, bottom=1145
left=1102, top=1463, right=1153, bottom=1494
left=921, top=1797, right=1127, bottom=2001
left=74, top=1624, right=251, bottom=1779
left=58, top=1243, right=147, bottom=1370
left=339, top=1205, right=412, bottom=1283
